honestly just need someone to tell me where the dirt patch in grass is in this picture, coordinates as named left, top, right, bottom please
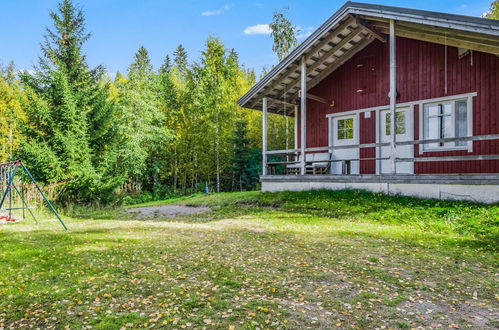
left=397, top=300, right=498, bottom=328
left=126, top=204, right=210, bottom=219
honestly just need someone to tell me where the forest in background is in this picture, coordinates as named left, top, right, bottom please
left=0, top=0, right=297, bottom=204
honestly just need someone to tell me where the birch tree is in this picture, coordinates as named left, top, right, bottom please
left=0, top=63, right=25, bottom=162
left=269, top=7, right=299, bottom=151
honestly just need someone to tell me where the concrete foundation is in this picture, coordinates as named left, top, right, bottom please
left=260, top=175, right=499, bottom=204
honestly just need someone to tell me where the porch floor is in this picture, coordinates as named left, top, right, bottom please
left=261, top=174, right=499, bottom=185
left=260, top=174, right=499, bottom=204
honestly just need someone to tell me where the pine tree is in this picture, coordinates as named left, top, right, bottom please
left=173, top=45, right=188, bottom=71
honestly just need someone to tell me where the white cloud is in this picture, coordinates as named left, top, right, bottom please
left=297, top=31, right=312, bottom=39
left=296, top=26, right=315, bottom=39
left=201, top=4, right=231, bottom=16
left=244, top=24, right=272, bottom=35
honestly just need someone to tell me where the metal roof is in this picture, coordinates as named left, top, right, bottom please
left=238, top=1, right=499, bottom=115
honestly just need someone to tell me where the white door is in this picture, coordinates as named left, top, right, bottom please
left=379, top=107, right=414, bottom=174
left=331, top=114, right=359, bottom=174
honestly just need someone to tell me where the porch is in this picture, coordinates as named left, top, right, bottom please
left=264, top=133, right=499, bottom=175
left=261, top=173, right=499, bottom=204
left=260, top=133, right=499, bottom=203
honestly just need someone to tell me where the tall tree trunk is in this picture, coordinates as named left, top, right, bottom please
left=216, top=105, right=220, bottom=193
left=9, top=108, right=13, bottom=161
left=173, top=146, right=178, bottom=192
left=194, top=151, right=198, bottom=189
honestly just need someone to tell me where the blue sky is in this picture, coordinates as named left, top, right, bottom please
left=0, top=0, right=492, bottom=76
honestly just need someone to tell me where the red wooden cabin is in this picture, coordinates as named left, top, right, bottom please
left=238, top=2, right=499, bottom=203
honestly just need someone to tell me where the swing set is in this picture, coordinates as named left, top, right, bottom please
left=0, top=160, right=68, bottom=230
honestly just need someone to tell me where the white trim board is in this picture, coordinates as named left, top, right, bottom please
left=325, top=92, right=477, bottom=118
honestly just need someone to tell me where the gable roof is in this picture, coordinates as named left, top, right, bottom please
left=238, top=1, right=499, bottom=115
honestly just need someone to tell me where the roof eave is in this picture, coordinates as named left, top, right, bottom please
left=238, top=1, right=499, bottom=110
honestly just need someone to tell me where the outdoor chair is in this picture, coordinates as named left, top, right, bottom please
left=286, top=154, right=314, bottom=175
left=312, top=153, right=331, bottom=174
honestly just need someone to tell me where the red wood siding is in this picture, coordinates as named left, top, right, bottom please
left=360, top=111, right=376, bottom=174
left=300, top=37, right=499, bottom=174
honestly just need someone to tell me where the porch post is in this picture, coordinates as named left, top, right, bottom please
left=262, top=97, right=268, bottom=176
left=300, top=56, right=307, bottom=175
left=294, top=105, right=298, bottom=151
left=389, top=19, right=397, bottom=174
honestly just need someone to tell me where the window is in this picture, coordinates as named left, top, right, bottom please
left=337, top=118, right=354, bottom=140
left=385, top=111, right=406, bottom=135
left=423, top=98, right=469, bottom=150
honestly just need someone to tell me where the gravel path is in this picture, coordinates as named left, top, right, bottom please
left=126, top=204, right=210, bottom=219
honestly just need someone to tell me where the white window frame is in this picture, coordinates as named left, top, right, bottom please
left=383, top=109, right=407, bottom=136
left=337, top=117, right=355, bottom=140
left=419, top=95, right=474, bottom=153
left=330, top=114, right=359, bottom=147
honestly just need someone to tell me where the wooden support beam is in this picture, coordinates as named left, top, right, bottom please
left=258, top=65, right=299, bottom=96
left=298, top=91, right=335, bottom=107
left=276, top=26, right=365, bottom=101
left=304, top=17, right=356, bottom=61
left=305, top=35, right=374, bottom=91
left=353, top=15, right=386, bottom=43
left=395, top=29, right=499, bottom=55
left=262, top=97, right=268, bottom=175
left=395, top=21, right=499, bottom=47
left=373, top=22, right=499, bottom=55
left=248, top=19, right=358, bottom=108
left=294, top=105, right=298, bottom=150
left=300, top=56, right=307, bottom=175
left=266, top=96, right=297, bottom=108
left=307, top=93, right=334, bottom=107
left=389, top=19, right=397, bottom=174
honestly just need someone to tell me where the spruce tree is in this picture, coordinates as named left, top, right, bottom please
left=19, top=0, right=118, bottom=203
left=231, top=120, right=261, bottom=191
left=173, top=45, right=188, bottom=71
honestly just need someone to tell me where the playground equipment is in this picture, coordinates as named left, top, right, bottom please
left=0, top=160, right=68, bottom=230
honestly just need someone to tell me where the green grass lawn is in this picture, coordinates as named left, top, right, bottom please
left=0, top=190, right=497, bottom=329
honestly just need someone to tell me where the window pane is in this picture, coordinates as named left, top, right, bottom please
left=338, top=128, right=344, bottom=140
left=337, top=118, right=354, bottom=140
left=455, top=100, right=468, bottom=146
left=345, top=118, right=353, bottom=130
left=396, top=112, right=406, bottom=134
left=424, top=100, right=468, bottom=150
left=443, top=103, right=452, bottom=115
left=346, top=128, right=354, bottom=139
left=427, top=105, right=439, bottom=117
left=425, top=106, right=439, bottom=148
left=338, top=119, right=345, bottom=130
left=386, top=112, right=406, bottom=135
